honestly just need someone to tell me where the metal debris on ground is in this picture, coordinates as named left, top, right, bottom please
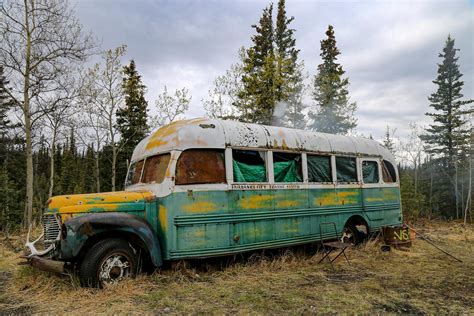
left=406, top=224, right=462, bottom=263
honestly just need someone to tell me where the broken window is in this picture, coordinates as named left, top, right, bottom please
left=307, top=155, right=332, bottom=183
left=273, top=152, right=302, bottom=182
left=382, top=160, right=397, bottom=183
left=362, top=160, right=379, bottom=184
left=336, top=156, right=357, bottom=183
left=233, top=149, right=267, bottom=182
left=126, top=160, right=144, bottom=186
left=175, top=149, right=226, bottom=185
left=143, top=153, right=171, bottom=184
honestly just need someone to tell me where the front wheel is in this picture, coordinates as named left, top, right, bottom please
left=79, top=238, right=138, bottom=288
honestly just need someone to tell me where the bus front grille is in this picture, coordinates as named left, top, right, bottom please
left=43, top=214, right=61, bottom=247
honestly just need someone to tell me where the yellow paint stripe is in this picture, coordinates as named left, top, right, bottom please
left=183, top=201, right=217, bottom=213
left=158, top=205, right=168, bottom=231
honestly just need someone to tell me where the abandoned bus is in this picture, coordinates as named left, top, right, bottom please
left=25, top=118, right=402, bottom=287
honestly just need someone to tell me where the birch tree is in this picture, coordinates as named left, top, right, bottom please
left=203, top=53, right=244, bottom=120
left=76, top=100, right=108, bottom=193
left=0, top=0, right=94, bottom=227
left=400, top=123, right=425, bottom=195
left=152, top=86, right=191, bottom=128
left=40, top=73, right=79, bottom=198
left=81, top=46, right=126, bottom=191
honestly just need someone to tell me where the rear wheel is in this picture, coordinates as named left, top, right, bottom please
left=79, top=238, right=138, bottom=288
left=341, top=223, right=368, bottom=245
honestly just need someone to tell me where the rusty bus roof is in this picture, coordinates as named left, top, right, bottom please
left=131, top=118, right=395, bottom=164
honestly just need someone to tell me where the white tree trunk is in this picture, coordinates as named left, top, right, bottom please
left=48, top=132, right=56, bottom=198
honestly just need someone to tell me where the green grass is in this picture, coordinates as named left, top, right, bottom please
left=0, top=220, right=472, bottom=314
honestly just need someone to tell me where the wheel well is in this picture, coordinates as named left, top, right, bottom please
left=344, top=215, right=369, bottom=231
left=77, top=230, right=153, bottom=266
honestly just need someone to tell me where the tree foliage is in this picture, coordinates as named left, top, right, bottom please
left=382, top=125, right=396, bottom=155
left=238, top=4, right=276, bottom=124
left=420, top=36, right=473, bottom=217
left=152, top=86, right=191, bottom=128
left=117, top=60, right=149, bottom=146
left=308, top=25, right=357, bottom=134
left=203, top=48, right=245, bottom=120
left=116, top=60, right=149, bottom=187
left=0, top=0, right=94, bottom=226
left=0, top=66, right=14, bottom=132
left=421, top=36, right=472, bottom=168
left=81, top=45, right=126, bottom=191
left=237, top=1, right=304, bottom=126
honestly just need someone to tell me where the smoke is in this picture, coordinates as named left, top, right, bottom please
left=271, top=101, right=288, bottom=127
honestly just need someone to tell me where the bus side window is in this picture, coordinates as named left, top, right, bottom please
left=307, top=155, right=332, bottom=183
left=233, top=149, right=267, bottom=182
left=362, top=160, right=379, bottom=184
left=175, top=149, right=226, bottom=185
left=142, top=153, right=171, bottom=184
left=126, top=160, right=144, bottom=186
left=336, top=156, right=357, bottom=183
left=273, top=152, right=303, bottom=183
left=382, top=160, right=397, bottom=183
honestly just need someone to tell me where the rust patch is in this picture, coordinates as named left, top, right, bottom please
left=146, top=118, right=207, bottom=150
left=175, top=149, right=226, bottom=185
left=383, top=226, right=412, bottom=248
left=79, top=221, right=94, bottom=236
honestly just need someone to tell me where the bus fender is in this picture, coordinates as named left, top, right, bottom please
left=60, top=212, right=163, bottom=266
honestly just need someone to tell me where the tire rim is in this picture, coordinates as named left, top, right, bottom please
left=98, top=253, right=132, bottom=285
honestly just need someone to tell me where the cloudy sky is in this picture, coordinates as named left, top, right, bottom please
left=74, top=0, right=473, bottom=140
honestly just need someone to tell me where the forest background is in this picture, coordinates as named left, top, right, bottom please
left=0, top=0, right=472, bottom=230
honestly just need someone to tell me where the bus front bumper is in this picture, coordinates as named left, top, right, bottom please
left=19, top=255, right=65, bottom=275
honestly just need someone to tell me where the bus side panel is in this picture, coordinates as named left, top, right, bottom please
left=308, top=187, right=364, bottom=235
left=160, top=186, right=401, bottom=260
left=362, top=187, right=402, bottom=232
left=164, top=187, right=399, bottom=260
left=158, top=190, right=230, bottom=259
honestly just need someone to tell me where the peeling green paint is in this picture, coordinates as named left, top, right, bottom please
left=46, top=186, right=401, bottom=263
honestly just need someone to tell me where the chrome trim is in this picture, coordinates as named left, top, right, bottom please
left=25, top=214, right=61, bottom=257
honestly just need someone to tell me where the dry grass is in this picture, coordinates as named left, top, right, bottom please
left=0, top=220, right=473, bottom=314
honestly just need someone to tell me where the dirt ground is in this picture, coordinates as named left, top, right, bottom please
left=0, top=220, right=472, bottom=314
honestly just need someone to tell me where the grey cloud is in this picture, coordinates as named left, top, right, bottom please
left=74, top=0, right=473, bottom=142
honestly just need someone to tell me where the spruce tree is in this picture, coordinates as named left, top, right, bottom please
left=53, top=143, right=63, bottom=196
left=421, top=36, right=472, bottom=168
left=116, top=60, right=149, bottom=188
left=0, top=66, right=14, bottom=138
left=0, top=67, right=17, bottom=226
left=59, top=129, right=78, bottom=194
left=274, top=0, right=305, bottom=128
left=238, top=4, right=276, bottom=124
left=383, top=126, right=396, bottom=154
left=308, top=25, right=357, bottom=134
left=0, top=66, right=20, bottom=227
left=275, top=0, right=299, bottom=101
left=282, top=63, right=306, bottom=129
left=421, top=36, right=473, bottom=217
left=0, top=161, right=18, bottom=228
left=83, top=145, right=97, bottom=193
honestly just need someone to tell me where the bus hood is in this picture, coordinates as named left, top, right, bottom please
left=46, top=191, right=155, bottom=216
